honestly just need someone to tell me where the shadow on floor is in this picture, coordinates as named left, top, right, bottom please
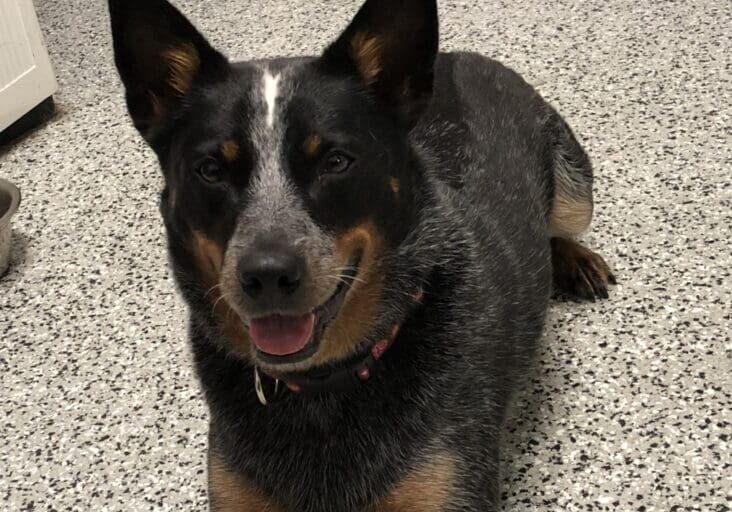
left=0, top=98, right=65, bottom=157
left=1, top=229, right=30, bottom=282
left=498, top=330, right=559, bottom=508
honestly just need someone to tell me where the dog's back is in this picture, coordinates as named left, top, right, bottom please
left=417, top=50, right=556, bottom=350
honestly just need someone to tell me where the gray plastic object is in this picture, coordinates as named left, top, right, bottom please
left=0, top=178, right=21, bottom=276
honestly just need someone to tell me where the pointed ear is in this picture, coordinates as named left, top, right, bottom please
left=320, top=0, right=438, bottom=124
left=108, top=0, right=230, bottom=142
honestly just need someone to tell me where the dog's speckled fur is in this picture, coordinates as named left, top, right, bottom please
left=109, top=0, right=614, bottom=509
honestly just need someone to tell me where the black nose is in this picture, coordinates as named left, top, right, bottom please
left=238, top=247, right=305, bottom=302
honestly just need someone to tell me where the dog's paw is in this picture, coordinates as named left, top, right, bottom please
left=551, top=238, right=616, bottom=301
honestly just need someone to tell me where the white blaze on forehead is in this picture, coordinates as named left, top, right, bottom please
left=262, top=70, right=281, bottom=128
left=249, top=66, right=295, bottom=228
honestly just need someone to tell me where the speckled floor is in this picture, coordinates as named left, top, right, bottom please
left=1, top=0, right=730, bottom=510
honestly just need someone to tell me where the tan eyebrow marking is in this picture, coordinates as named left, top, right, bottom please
left=220, top=140, right=240, bottom=162
left=390, top=177, right=400, bottom=195
left=303, top=134, right=323, bottom=156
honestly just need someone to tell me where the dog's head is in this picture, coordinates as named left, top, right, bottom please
left=110, top=0, right=439, bottom=374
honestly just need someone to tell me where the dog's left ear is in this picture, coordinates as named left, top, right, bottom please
left=320, top=0, right=439, bottom=125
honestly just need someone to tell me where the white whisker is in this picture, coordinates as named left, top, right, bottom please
left=204, top=283, right=222, bottom=300
left=211, top=292, right=229, bottom=315
left=325, top=273, right=366, bottom=285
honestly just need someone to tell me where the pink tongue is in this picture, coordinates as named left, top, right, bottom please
left=249, top=313, right=315, bottom=356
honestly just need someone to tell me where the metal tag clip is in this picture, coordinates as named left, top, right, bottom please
left=254, top=367, right=279, bottom=406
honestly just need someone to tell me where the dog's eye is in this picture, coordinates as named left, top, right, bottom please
left=197, top=159, right=224, bottom=184
left=321, top=152, right=353, bottom=175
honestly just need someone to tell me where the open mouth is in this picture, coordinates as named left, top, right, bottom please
left=249, top=254, right=361, bottom=365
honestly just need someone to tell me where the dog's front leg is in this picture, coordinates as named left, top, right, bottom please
left=371, top=451, right=492, bottom=512
left=208, top=449, right=284, bottom=512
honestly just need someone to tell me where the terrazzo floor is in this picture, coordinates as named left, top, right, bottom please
left=1, top=0, right=730, bottom=510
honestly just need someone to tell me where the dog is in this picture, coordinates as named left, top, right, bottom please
left=109, top=0, right=615, bottom=509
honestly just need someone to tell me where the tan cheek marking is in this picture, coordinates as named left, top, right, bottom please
left=220, top=140, right=239, bottom=162
left=190, top=232, right=251, bottom=355
left=350, top=31, right=383, bottom=85
left=217, top=304, right=252, bottom=357
left=209, top=451, right=285, bottom=512
left=303, top=134, right=322, bottom=156
left=376, top=453, right=457, bottom=512
left=164, top=43, right=201, bottom=95
left=191, top=231, right=224, bottom=285
left=389, top=177, right=400, bottom=196
left=315, top=222, right=384, bottom=365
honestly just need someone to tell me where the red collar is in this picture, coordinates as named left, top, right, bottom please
left=254, top=288, right=424, bottom=404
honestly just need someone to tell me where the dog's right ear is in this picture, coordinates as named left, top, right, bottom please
left=108, top=0, right=230, bottom=143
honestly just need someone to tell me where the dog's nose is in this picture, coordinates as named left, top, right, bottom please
left=238, top=247, right=305, bottom=302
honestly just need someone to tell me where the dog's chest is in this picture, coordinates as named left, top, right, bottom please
left=218, top=399, right=434, bottom=511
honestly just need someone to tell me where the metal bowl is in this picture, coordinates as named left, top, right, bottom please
left=0, top=178, right=21, bottom=276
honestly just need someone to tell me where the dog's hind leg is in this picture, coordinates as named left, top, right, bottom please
left=548, top=116, right=615, bottom=301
